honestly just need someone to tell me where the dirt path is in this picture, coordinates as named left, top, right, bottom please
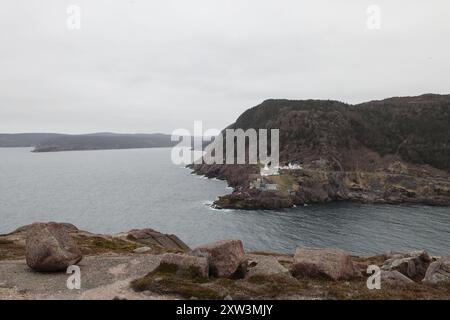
left=0, top=253, right=177, bottom=300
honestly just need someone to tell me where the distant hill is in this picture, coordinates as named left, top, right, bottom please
left=31, top=133, right=177, bottom=152
left=0, top=133, right=63, bottom=147
left=0, top=132, right=180, bottom=152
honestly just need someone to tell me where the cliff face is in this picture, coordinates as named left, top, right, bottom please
left=192, top=94, right=450, bottom=209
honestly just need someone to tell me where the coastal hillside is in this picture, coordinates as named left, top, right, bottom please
left=192, top=94, right=450, bottom=209
left=227, top=94, right=450, bottom=172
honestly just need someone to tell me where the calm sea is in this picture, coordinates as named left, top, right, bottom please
left=1, top=147, right=449, bottom=255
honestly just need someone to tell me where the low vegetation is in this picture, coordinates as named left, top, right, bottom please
left=75, top=236, right=139, bottom=255
left=131, top=264, right=221, bottom=300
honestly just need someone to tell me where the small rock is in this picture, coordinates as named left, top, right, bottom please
left=246, top=254, right=290, bottom=278
left=133, top=247, right=152, bottom=254
left=224, top=295, right=233, bottom=300
left=422, top=257, right=450, bottom=284
left=292, top=247, right=357, bottom=280
left=159, top=253, right=209, bottom=278
left=191, top=240, right=247, bottom=278
left=26, top=222, right=82, bottom=272
left=381, top=250, right=431, bottom=281
left=385, top=250, right=405, bottom=260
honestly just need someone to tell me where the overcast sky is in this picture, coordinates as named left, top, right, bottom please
left=1, top=0, right=449, bottom=134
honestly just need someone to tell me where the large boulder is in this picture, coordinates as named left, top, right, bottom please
left=292, top=247, right=357, bottom=280
left=191, top=240, right=247, bottom=278
left=26, top=222, right=82, bottom=272
left=159, top=253, right=209, bottom=279
left=381, top=250, right=431, bottom=281
left=422, top=257, right=450, bottom=284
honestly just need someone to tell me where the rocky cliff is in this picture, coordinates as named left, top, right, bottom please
left=192, top=94, right=450, bottom=209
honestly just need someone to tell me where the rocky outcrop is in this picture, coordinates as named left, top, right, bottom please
left=193, top=165, right=450, bottom=210
left=159, top=253, right=209, bottom=279
left=292, top=247, right=357, bottom=280
left=125, top=229, right=190, bottom=252
left=422, top=257, right=450, bottom=284
left=25, top=222, right=82, bottom=272
left=381, top=250, right=432, bottom=281
left=191, top=240, right=247, bottom=278
left=291, top=170, right=450, bottom=206
left=214, top=189, right=294, bottom=210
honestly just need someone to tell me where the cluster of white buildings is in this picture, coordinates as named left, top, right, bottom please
left=250, top=162, right=303, bottom=191
left=280, top=163, right=303, bottom=170
left=260, top=162, right=303, bottom=177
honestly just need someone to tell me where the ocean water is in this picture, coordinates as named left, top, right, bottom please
left=1, top=147, right=449, bottom=256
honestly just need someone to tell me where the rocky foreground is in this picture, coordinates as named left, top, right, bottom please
left=0, top=222, right=449, bottom=300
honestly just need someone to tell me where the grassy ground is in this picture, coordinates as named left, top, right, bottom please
left=131, top=267, right=450, bottom=300
left=130, top=253, right=450, bottom=300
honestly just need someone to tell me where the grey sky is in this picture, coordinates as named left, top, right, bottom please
left=1, top=0, right=449, bottom=134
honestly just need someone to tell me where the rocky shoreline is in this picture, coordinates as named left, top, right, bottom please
left=190, top=163, right=450, bottom=210
left=1, top=222, right=449, bottom=300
